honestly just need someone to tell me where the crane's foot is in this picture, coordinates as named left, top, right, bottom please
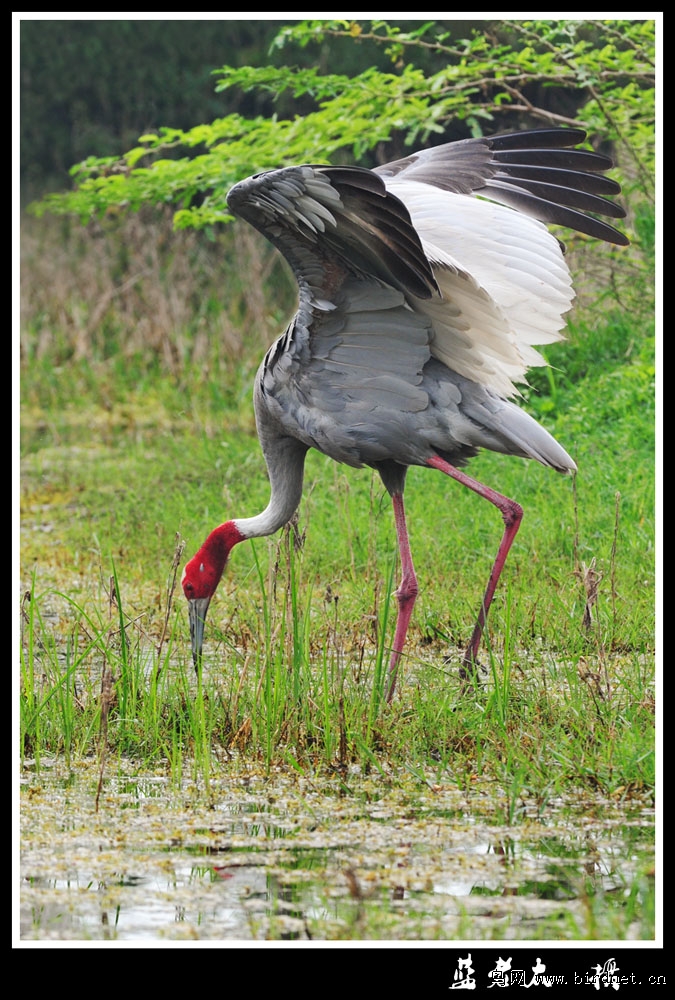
left=453, top=650, right=489, bottom=696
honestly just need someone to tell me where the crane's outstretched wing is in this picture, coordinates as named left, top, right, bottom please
left=227, top=128, right=627, bottom=401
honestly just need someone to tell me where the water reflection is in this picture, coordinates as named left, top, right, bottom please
left=19, top=769, right=655, bottom=941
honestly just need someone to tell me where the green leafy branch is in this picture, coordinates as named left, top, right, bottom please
left=28, top=18, right=655, bottom=231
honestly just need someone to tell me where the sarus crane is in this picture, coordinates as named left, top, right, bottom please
left=181, top=127, right=628, bottom=702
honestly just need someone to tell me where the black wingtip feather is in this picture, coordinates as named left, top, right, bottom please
left=482, top=184, right=629, bottom=245
left=376, top=127, right=628, bottom=248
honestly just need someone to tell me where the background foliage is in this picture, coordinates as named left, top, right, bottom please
left=26, top=19, right=655, bottom=229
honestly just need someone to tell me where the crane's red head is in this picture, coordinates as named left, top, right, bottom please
left=182, top=521, right=245, bottom=668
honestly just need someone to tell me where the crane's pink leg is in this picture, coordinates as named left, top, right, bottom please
left=385, top=492, right=418, bottom=704
left=427, top=455, right=523, bottom=681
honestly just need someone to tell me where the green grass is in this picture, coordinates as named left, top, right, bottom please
left=20, top=342, right=655, bottom=798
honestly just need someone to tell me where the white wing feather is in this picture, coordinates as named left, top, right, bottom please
left=387, top=180, right=575, bottom=397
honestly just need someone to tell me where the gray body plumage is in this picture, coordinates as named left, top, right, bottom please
left=226, top=129, right=627, bottom=539
left=256, top=281, right=571, bottom=473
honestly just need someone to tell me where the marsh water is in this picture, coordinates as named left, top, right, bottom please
left=19, top=758, right=654, bottom=943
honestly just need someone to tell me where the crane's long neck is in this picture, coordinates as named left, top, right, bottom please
left=186, top=435, right=308, bottom=598
left=234, top=434, right=309, bottom=540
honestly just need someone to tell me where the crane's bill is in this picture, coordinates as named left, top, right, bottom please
left=188, top=597, right=211, bottom=669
